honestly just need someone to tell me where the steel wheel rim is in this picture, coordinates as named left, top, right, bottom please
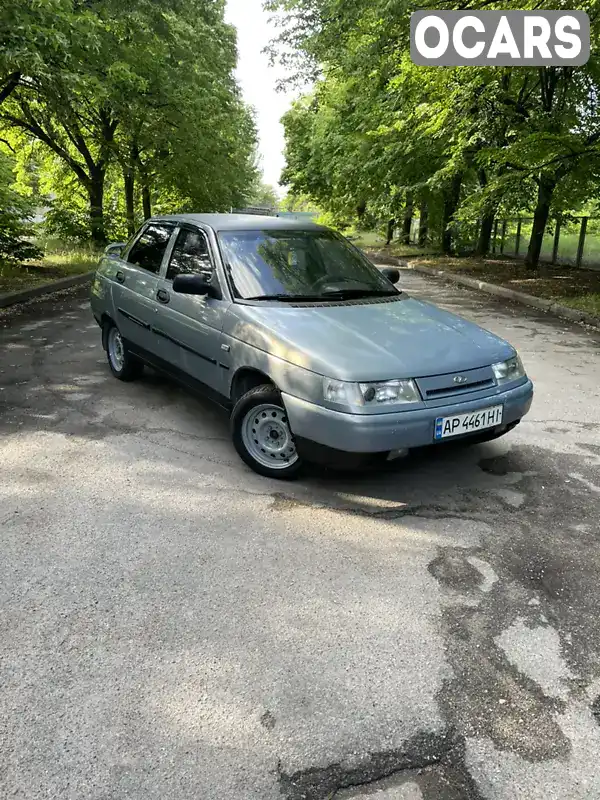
left=241, top=403, right=298, bottom=470
left=108, top=327, right=125, bottom=372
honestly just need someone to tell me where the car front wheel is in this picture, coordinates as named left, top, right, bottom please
left=231, top=385, right=303, bottom=479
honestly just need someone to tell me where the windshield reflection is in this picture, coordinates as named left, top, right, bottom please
left=218, top=229, right=398, bottom=300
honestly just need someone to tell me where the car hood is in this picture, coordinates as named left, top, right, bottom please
left=227, top=296, right=514, bottom=381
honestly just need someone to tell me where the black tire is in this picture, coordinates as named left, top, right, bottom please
left=230, top=384, right=303, bottom=480
left=103, top=320, right=144, bottom=381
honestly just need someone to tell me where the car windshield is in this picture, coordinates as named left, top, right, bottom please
left=218, top=229, right=399, bottom=300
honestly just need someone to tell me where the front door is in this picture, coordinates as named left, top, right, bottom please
left=111, top=221, right=176, bottom=355
left=154, top=225, right=231, bottom=394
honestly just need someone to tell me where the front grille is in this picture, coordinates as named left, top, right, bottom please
left=424, top=377, right=494, bottom=398
left=415, top=366, right=496, bottom=401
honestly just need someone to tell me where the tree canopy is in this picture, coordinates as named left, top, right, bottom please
left=271, top=0, right=600, bottom=266
left=249, top=180, right=280, bottom=208
left=0, top=0, right=259, bottom=250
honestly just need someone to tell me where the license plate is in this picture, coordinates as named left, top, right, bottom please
left=434, top=405, right=503, bottom=440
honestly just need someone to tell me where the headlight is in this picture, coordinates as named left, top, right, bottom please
left=323, top=378, right=363, bottom=406
left=323, top=378, right=420, bottom=407
left=359, top=379, right=420, bottom=405
left=492, top=354, right=526, bottom=385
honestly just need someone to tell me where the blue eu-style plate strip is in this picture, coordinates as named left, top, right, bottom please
left=435, top=417, right=443, bottom=440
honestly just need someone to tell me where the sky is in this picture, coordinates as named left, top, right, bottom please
left=225, top=0, right=297, bottom=193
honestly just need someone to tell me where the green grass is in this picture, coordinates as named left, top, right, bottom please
left=40, top=238, right=102, bottom=269
left=353, top=231, right=440, bottom=258
left=555, top=293, right=600, bottom=316
left=386, top=242, right=440, bottom=258
left=0, top=242, right=101, bottom=294
left=495, top=226, right=600, bottom=268
left=43, top=250, right=100, bottom=270
left=351, top=230, right=386, bottom=247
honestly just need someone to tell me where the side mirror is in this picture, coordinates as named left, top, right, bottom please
left=104, top=242, right=126, bottom=259
left=381, top=267, right=400, bottom=284
left=172, top=273, right=221, bottom=299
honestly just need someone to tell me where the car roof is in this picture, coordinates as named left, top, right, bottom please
left=150, top=213, right=327, bottom=233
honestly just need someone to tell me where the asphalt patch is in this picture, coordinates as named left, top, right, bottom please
left=591, top=695, right=600, bottom=727
left=278, top=730, right=483, bottom=800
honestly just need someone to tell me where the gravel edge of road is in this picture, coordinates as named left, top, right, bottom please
left=0, top=271, right=95, bottom=309
left=369, top=253, right=600, bottom=330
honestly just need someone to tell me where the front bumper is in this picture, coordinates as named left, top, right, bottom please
left=282, top=379, right=533, bottom=454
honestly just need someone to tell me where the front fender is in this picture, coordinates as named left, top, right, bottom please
left=225, top=336, right=323, bottom=405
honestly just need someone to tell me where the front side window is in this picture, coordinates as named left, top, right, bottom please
left=218, top=229, right=398, bottom=301
left=166, top=228, right=213, bottom=281
left=127, top=223, right=174, bottom=274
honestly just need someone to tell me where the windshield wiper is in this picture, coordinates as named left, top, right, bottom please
left=320, top=288, right=400, bottom=298
left=245, top=293, right=324, bottom=302
left=245, top=288, right=401, bottom=302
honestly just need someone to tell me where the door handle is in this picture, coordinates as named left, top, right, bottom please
left=116, top=270, right=125, bottom=284
left=156, top=288, right=170, bottom=304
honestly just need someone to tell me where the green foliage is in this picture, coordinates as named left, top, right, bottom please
left=0, top=0, right=258, bottom=251
left=0, top=151, right=41, bottom=262
left=279, top=192, right=320, bottom=213
left=249, top=181, right=280, bottom=208
left=272, top=0, right=600, bottom=265
left=314, top=210, right=347, bottom=231
left=0, top=0, right=77, bottom=107
left=43, top=202, right=92, bottom=244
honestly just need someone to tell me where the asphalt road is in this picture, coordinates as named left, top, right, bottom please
left=1, top=271, right=599, bottom=800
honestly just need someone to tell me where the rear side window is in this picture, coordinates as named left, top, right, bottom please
left=127, top=223, right=174, bottom=274
left=166, top=228, right=213, bottom=281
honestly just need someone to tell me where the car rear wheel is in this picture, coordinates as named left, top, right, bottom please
left=231, top=385, right=303, bottom=479
left=104, top=321, right=143, bottom=381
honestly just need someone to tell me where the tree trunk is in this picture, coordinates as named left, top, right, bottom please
left=386, top=218, right=395, bottom=246
left=475, top=166, right=494, bottom=256
left=401, top=193, right=413, bottom=244
left=356, top=200, right=367, bottom=223
left=123, top=166, right=136, bottom=237
left=0, top=71, right=21, bottom=106
left=476, top=210, right=495, bottom=256
left=441, top=173, right=462, bottom=254
left=88, top=172, right=106, bottom=245
left=142, top=182, right=152, bottom=220
left=525, top=175, right=556, bottom=269
left=418, top=204, right=428, bottom=246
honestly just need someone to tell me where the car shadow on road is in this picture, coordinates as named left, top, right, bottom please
left=111, top=363, right=543, bottom=517
left=0, top=346, right=589, bottom=523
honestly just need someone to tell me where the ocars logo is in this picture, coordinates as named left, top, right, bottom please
left=410, top=10, right=590, bottom=66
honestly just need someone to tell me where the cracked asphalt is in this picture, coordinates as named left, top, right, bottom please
left=1, top=270, right=599, bottom=800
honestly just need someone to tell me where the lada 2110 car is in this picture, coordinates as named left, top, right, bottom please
left=90, top=214, right=533, bottom=479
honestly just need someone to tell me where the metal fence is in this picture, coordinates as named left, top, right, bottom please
left=408, top=216, right=600, bottom=270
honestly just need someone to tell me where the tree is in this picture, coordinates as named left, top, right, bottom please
left=1, top=0, right=258, bottom=244
left=0, top=150, right=41, bottom=262
left=270, top=0, right=600, bottom=267
left=280, top=192, right=320, bottom=213
left=0, top=0, right=80, bottom=108
left=249, top=180, right=279, bottom=208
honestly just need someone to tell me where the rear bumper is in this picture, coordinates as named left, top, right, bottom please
left=282, top=379, right=533, bottom=454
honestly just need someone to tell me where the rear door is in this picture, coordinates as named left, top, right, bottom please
left=154, top=225, right=231, bottom=394
left=112, top=222, right=176, bottom=355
